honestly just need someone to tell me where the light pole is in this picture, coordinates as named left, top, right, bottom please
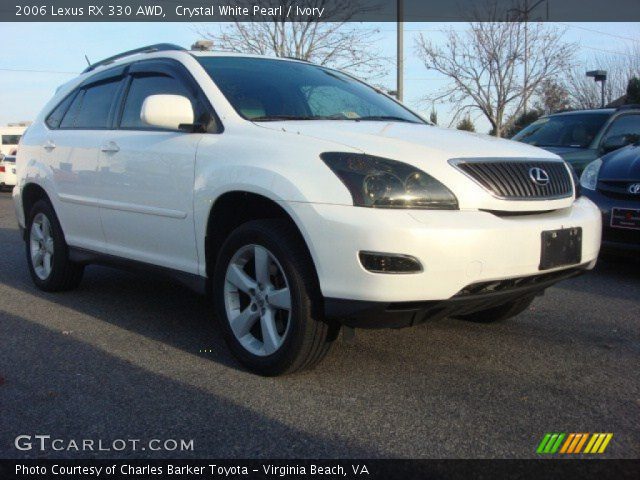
left=397, top=0, right=404, bottom=102
left=586, top=70, right=608, bottom=108
left=509, top=0, right=548, bottom=114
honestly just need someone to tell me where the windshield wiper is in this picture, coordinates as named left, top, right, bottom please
left=251, top=115, right=320, bottom=122
left=355, top=115, right=420, bottom=124
left=251, top=114, right=421, bottom=124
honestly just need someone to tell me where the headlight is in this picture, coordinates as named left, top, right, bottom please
left=321, top=152, right=458, bottom=210
left=579, top=159, right=602, bottom=191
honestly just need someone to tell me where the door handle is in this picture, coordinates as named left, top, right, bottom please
left=100, top=141, right=120, bottom=153
left=43, top=140, right=56, bottom=151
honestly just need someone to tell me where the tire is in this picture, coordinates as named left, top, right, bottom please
left=454, top=295, right=535, bottom=323
left=26, top=199, right=84, bottom=292
left=212, top=219, right=338, bottom=376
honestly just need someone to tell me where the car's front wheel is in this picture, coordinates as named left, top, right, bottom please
left=213, top=219, right=337, bottom=376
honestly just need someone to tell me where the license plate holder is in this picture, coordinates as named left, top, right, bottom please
left=540, top=228, right=582, bottom=271
left=611, top=208, right=640, bottom=230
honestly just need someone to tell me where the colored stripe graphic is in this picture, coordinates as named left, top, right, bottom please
left=537, top=433, right=565, bottom=454
left=539, top=433, right=613, bottom=454
left=584, top=433, right=614, bottom=454
left=574, top=433, right=589, bottom=453
left=537, top=434, right=552, bottom=454
left=559, top=434, right=575, bottom=454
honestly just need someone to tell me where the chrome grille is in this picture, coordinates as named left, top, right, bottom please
left=452, top=159, right=574, bottom=200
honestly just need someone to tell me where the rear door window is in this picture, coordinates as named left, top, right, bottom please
left=60, top=79, right=121, bottom=129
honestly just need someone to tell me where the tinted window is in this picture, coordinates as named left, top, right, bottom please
left=196, top=57, right=423, bottom=123
left=1, top=135, right=21, bottom=145
left=46, top=93, right=75, bottom=129
left=60, top=80, right=120, bottom=129
left=513, top=112, right=611, bottom=148
left=73, top=80, right=121, bottom=129
left=60, top=90, right=85, bottom=128
left=121, top=74, right=193, bottom=129
left=603, top=114, right=640, bottom=143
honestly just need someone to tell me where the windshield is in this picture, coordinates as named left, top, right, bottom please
left=197, top=56, right=424, bottom=124
left=512, top=112, right=610, bottom=148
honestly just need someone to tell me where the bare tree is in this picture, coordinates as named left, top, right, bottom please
left=196, top=0, right=387, bottom=80
left=564, top=44, right=640, bottom=109
left=537, top=78, right=570, bottom=113
left=414, top=7, right=574, bottom=137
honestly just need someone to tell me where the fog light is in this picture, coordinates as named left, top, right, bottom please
left=359, top=251, right=422, bottom=274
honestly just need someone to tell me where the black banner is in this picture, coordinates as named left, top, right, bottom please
left=1, top=459, right=639, bottom=480
left=3, top=0, right=640, bottom=22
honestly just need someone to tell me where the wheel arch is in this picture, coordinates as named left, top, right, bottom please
left=204, top=190, right=321, bottom=291
left=21, top=183, right=53, bottom=238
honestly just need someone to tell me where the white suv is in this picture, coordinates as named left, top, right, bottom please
left=14, top=44, right=601, bottom=375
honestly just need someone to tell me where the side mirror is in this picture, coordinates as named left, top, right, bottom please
left=141, top=94, right=195, bottom=131
left=600, top=134, right=630, bottom=154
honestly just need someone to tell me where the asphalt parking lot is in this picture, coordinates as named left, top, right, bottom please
left=0, top=190, right=638, bottom=459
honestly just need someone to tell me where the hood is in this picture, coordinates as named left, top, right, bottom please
left=599, top=145, right=640, bottom=180
left=256, top=121, right=576, bottom=213
left=256, top=121, right=558, bottom=161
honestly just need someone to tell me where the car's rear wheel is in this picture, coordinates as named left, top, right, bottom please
left=26, top=199, right=84, bottom=291
left=213, top=219, right=338, bottom=376
left=454, top=295, right=535, bottom=323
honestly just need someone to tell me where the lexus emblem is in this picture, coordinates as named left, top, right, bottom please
left=529, top=167, right=550, bottom=186
left=629, top=183, right=640, bottom=195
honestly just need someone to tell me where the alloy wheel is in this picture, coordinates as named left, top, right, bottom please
left=223, top=244, right=292, bottom=356
left=30, top=212, right=54, bottom=280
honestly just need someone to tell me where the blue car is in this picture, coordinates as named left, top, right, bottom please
left=581, top=144, right=640, bottom=256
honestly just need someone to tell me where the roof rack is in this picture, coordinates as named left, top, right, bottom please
left=82, top=43, right=186, bottom=73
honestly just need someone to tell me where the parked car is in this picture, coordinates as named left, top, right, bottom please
left=512, top=106, right=640, bottom=175
left=0, top=155, right=17, bottom=191
left=0, top=125, right=27, bottom=156
left=13, top=44, right=602, bottom=375
left=580, top=144, right=640, bottom=256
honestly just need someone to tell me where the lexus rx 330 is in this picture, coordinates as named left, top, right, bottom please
left=13, top=44, right=602, bottom=375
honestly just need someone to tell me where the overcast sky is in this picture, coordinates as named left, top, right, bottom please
left=0, top=22, right=638, bottom=132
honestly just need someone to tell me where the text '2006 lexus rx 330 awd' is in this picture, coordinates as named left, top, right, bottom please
left=13, top=44, right=601, bottom=375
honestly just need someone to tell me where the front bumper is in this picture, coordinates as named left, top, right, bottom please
left=583, top=188, right=640, bottom=255
left=325, top=266, right=588, bottom=328
left=287, top=197, right=601, bottom=304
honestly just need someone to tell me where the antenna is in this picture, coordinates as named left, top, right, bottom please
left=84, top=55, right=91, bottom=67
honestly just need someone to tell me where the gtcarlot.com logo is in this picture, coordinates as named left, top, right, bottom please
left=536, top=433, right=613, bottom=455
left=14, top=435, right=194, bottom=452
